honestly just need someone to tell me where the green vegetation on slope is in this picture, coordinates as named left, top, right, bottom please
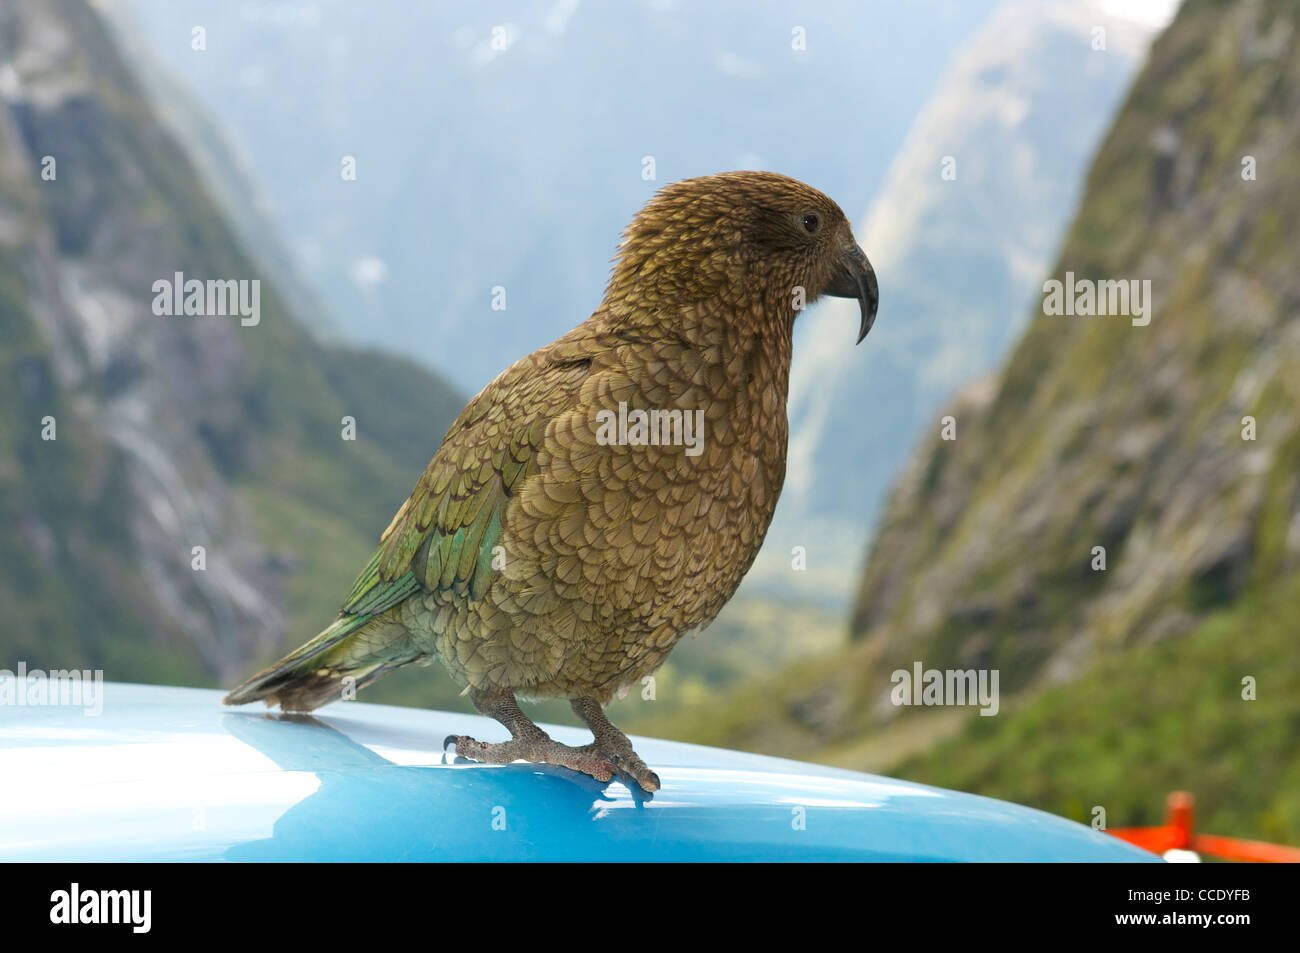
left=896, top=576, right=1300, bottom=843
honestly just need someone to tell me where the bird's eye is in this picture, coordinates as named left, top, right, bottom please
left=800, top=213, right=820, bottom=234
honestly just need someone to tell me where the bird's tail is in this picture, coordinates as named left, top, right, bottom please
left=222, top=612, right=426, bottom=712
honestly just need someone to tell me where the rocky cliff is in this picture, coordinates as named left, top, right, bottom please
left=0, top=0, right=462, bottom=684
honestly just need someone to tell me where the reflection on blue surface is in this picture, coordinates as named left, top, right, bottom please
left=1, top=684, right=1160, bottom=862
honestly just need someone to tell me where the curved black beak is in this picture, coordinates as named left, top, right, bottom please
left=824, top=244, right=879, bottom=344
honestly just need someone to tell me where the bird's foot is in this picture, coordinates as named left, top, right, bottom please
left=446, top=690, right=661, bottom=793
left=444, top=731, right=660, bottom=792
left=445, top=733, right=617, bottom=785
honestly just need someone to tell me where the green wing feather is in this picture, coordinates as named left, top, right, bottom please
left=337, top=346, right=591, bottom=617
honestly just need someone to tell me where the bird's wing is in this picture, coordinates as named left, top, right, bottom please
left=338, top=331, right=599, bottom=616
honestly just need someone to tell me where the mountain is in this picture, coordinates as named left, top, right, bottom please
left=638, top=0, right=1300, bottom=839
left=754, top=0, right=1178, bottom=602
left=0, top=0, right=462, bottom=686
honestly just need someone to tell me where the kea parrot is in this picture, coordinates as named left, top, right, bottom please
left=224, top=171, right=878, bottom=792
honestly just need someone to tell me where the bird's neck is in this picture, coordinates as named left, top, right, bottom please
left=598, top=285, right=796, bottom=414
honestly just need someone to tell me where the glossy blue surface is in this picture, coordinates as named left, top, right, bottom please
left=1, top=683, right=1159, bottom=862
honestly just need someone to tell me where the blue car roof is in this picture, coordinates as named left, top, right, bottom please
left=1, top=682, right=1158, bottom=862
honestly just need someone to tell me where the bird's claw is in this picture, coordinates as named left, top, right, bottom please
left=606, top=751, right=660, bottom=793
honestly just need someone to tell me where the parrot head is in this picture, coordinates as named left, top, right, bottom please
left=610, top=170, right=879, bottom=343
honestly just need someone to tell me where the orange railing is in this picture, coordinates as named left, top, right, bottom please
left=1108, top=791, right=1300, bottom=862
